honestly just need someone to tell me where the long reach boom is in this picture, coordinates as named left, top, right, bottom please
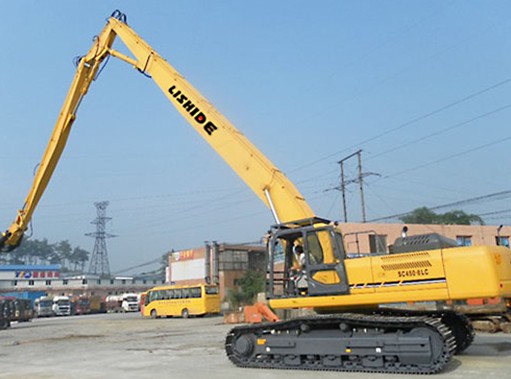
left=2, top=10, right=511, bottom=375
left=0, top=11, right=313, bottom=252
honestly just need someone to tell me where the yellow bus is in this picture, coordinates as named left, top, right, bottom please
left=142, top=284, right=221, bottom=319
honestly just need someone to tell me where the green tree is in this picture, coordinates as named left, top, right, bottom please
left=13, top=238, right=54, bottom=264
left=35, top=239, right=56, bottom=264
left=11, top=238, right=36, bottom=264
left=400, top=207, right=484, bottom=225
left=70, top=247, right=90, bottom=271
left=225, top=270, right=265, bottom=309
left=55, top=240, right=73, bottom=270
left=5, top=238, right=92, bottom=270
left=438, top=210, right=484, bottom=225
left=400, top=207, right=437, bottom=224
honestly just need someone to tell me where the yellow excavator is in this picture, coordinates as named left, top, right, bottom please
left=1, top=10, right=510, bottom=374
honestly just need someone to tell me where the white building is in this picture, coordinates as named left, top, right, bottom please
left=0, top=264, right=164, bottom=297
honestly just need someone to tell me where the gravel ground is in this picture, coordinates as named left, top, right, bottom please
left=0, top=313, right=510, bottom=379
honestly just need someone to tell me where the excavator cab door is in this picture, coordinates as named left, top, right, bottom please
left=302, top=227, right=349, bottom=296
left=267, top=224, right=349, bottom=298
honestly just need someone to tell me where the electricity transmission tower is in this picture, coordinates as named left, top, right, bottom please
left=86, top=201, right=116, bottom=277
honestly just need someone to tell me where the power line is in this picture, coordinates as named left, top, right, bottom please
left=385, top=135, right=511, bottom=178
left=368, top=102, right=511, bottom=161
left=368, top=189, right=511, bottom=222
left=113, top=256, right=162, bottom=275
left=478, top=208, right=511, bottom=217
left=288, top=76, right=511, bottom=175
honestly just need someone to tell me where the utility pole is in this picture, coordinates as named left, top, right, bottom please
left=86, top=201, right=116, bottom=277
left=337, top=150, right=379, bottom=223
left=358, top=152, right=367, bottom=223
left=338, top=150, right=361, bottom=222
left=340, top=160, right=347, bottom=223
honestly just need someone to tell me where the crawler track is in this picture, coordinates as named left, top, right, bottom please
left=374, top=308, right=475, bottom=354
left=225, top=313, right=456, bottom=374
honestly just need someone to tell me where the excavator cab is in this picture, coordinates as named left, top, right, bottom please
left=266, top=218, right=350, bottom=298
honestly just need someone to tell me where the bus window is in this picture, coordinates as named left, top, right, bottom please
left=190, top=287, right=201, bottom=298
left=205, top=286, right=219, bottom=295
left=174, top=289, right=183, bottom=299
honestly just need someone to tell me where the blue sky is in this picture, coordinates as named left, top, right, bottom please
left=1, top=1, right=510, bottom=273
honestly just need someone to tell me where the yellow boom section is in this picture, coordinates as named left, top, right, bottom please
left=0, top=12, right=313, bottom=252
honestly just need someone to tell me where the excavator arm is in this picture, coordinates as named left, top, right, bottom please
left=4, top=11, right=511, bottom=374
left=0, top=10, right=313, bottom=252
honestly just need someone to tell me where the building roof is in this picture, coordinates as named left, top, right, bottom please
left=0, top=265, right=61, bottom=272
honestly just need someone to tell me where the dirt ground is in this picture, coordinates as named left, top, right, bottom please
left=1, top=313, right=511, bottom=379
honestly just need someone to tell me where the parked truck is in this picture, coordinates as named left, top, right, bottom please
left=12, top=299, right=34, bottom=322
left=0, top=291, right=46, bottom=308
left=0, top=299, right=11, bottom=329
left=52, top=296, right=71, bottom=316
left=89, top=295, right=107, bottom=314
left=71, top=295, right=91, bottom=316
left=34, top=296, right=54, bottom=317
left=106, top=293, right=139, bottom=313
left=0, top=297, right=33, bottom=325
